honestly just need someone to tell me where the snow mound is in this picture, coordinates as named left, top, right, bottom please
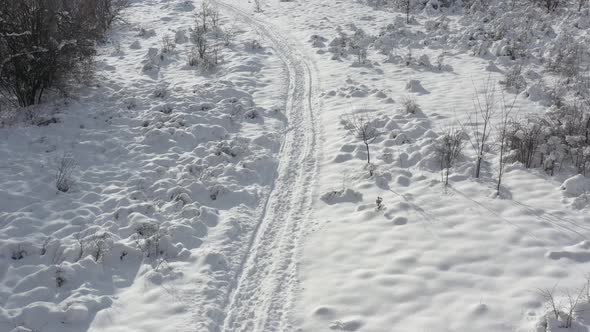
left=547, top=241, right=590, bottom=262
left=320, top=189, right=363, bottom=205
left=561, top=174, right=590, bottom=196
left=404, top=79, right=429, bottom=94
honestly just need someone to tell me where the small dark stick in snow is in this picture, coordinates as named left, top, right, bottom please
left=376, top=196, right=383, bottom=210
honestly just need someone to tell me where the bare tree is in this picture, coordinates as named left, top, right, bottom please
left=462, top=77, right=497, bottom=179
left=495, top=92, right=517, bottom=196
left=435, top=127, right=465, bottom=186
left=344, top=112, right=381, bottom=172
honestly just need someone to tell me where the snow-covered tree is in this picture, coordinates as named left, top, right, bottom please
left=0, top=0, right=127, bottom=107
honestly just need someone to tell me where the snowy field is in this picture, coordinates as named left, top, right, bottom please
left=2, top=0, right=590, bottom=332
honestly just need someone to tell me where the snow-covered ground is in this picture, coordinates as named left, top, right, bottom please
left=2, top=0, right=590, bottom=331
left=1, top=0, right=288, bottom=331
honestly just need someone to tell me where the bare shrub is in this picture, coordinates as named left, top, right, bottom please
left=538, top=286, right=560, bottom=322
left=188, top=47, right=200, bottom=67
left=191, top=26, right=208, bottom=60
left=537, top=284, right=586, bottom=329
left=135, top=223, right=165, bottom=258
left=56, top=153, right=77, bottom=193
left=435, top=127, right=465, bottom=186
left=161, top=34, right=176, bottom=53
left=563, top=287, right=585, bottom=328
left=222, top=25, right=238, bottom=46
left=350, top=29, right=371, bottom=64
left=401, top=95, right=421, bottom=114
left=506, top=118, right=545, bottom=168
left=500, top=65, right=527, bottom=93
left=88, top=232, right=112, bottom=262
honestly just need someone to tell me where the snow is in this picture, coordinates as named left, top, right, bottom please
left=1, top=0, right=286, bottom=331
left=2, top=0, right=590, bottom=331
left=561, top=174, right=590, bottom=196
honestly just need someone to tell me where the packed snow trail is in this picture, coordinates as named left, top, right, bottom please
left=212, top=1, right=321, bottom=331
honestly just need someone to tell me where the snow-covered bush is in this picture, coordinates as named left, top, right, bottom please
left=500, top=65, right=527, bottom=93
left=506, top=118, right=546, bottom=168
left=544, top=104, right=590, bottom=174
left=350, top=29, right=372, bottom=64
left=544, top=30, right=588, bottom=78
left=0, top=0, right=129, bottom=107
left=328, top=26, right=375, bottom=64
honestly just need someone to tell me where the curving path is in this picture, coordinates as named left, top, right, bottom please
left=212, top=2, right=321, bottom=331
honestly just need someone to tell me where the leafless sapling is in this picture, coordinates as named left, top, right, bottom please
left=462, top=77, right=497, bottom=179
left=537, top=286, right=560, bottom=322
left=495, top=92, right=517, bottom=196
left=344, top=113, right=381, bottom=173
left=562, top=286, right=585, bottom=328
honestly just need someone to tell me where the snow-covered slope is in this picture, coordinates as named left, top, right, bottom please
left=0, top=0, right=288, bottom=331
left=243, top=1, right=590, bottom=331
left=2, top=0, right=590, bottom=331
